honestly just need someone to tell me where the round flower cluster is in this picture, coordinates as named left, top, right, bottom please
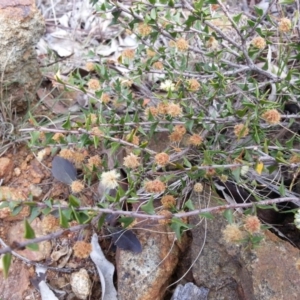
left=187, top=78, right=201, bottom=91
left=87, top=79, right=101, bottom=90
left=73, top=241, right=92, bottom=258
left=152, top=61, right=164, bottom=70
left=144, top=179, right=166, bottom=193
left=222, top=224, right=244, bottom=244
left=252, top=36, right=266, bottom=49
left=123, top=153, right=140, bottom=169
left=155, top=152, right=170, bottom=166
left=261, top=109, right=281, bottom=124
left=193, top=182, right=203, bottom=193
left=42, top=214, right=60, bottom=233
left=122, top=49, right=135, bottom=59
left=244, top=215, right=261, bottom=234
left=278, top=18, right=292, bottom=33
left=188, top=134, right=203, bottom=146
left=71, top=180, right=85, bottom=193
left=169, top=125, right=186, bottom=142
left=176, top=38, right=189, bottom=51
left=138, top=23, right=152, bottom=36
left=161, top=195, right=176, bottom=208
left=234, top=124, right=249, bottom=138
left=100, top=169, right=120, bottom=189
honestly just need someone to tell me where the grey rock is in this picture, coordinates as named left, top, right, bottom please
left=171, top=283, right=209, bottom=300
left=0, top=0, right=45, bottom=112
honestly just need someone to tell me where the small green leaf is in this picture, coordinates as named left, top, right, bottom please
left=254, top=6, right=264, bottom=17
left=170, top=218, right=191, bottom=241
left=28, top=206, right=41, bottom=223
left=223, top=209, right=234, bottom=224
left=184, top=199, right=195, bottom=210
left=24, top=219, right=36, bottom=239
left=199, top=212, right=214, bottom=220
left=59, top=207, right=69, bottom=228
left=26, top=243, right=39, bottom=251
left=69, top=195, right=81, bottom=207
left=2, top=253, right=12, bottom=279
left=98, top=214, right=107, bottom=230
left=62, top=114, right=71, bottom=130
left=233, top=13, right=242, bottom=24
left=119, top=217, right=135, bottom=228
left=141, top=198, right=155, bottom=215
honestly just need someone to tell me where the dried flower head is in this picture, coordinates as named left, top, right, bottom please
left=87, top=155, right=102, bottom=170
left=222, top=224, right=243, bottom=244
left=206, top=36, right=219, bottom=50
left=42, top=214, right=60, bottom=233
left=86, top=62, right=95, bottom=71
left=244, top=215, right=261, bottom=234
left=157, top=103, right=169, bottom=115
left=205, top=167, right=216, bottom=177
left=122, top=49, right=135, bottom=59
left=169, top=131, right=183, bottom=142
left=161, top=195, right=176, bottom=208
left=73, top=241, right=92, bottom=258
left=126, top=133, right=139, bottom=146
left=145, top=106, right=158, bottom=118
left=123, top=153, right=140, bottom=169
left=261, top=109, right=281, bottom=124
left=90, top=127, right=103, bottom=137
left=174, top=125, right=186, bottom=136
left=59, top=149, right=73, bottom=161
left=101, top=93, right=110, bottom=104
left=100, top=170, right=120, bottom=189
left=166, top=102, right=182, bottom=117
left=234, top=124, right=249, bottom=138
left=73, top=152, right=86, bottom=169
left=158, top=209, right=173, bottom=225
left=152, top=61, right=164, bottom=70
left=188, top=134, right=203, bottom=146
left=144, top=179, right=166, bottom=193
left=155, top=152, right=170, bottom=166
left=70, top=180, right=84, bottom=193
left=176, top=38, right=189, bottom=51
left=138, top=23, right=152, bottom=36
left=160, top=80, right=175, bottom=92
left=278, top=18, right=292, bottom=33
left=146, top=49, right=156, bottom=57
left=252, top=36, right=266, bottom=49
left=88, top=113, right=98, bottom=125
left=187, top=78, right=200, bottom=91
left=193, top=182, right=203, bottom=193
left=289, top=154, right=300, bottom=164
left=87, top=79, right=101, bottom=90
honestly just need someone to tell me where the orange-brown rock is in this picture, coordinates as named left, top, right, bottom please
left=0, top=157, right=13, bottom=183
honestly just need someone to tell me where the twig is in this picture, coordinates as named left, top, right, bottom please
left=0, top=196, right=298, bottom=255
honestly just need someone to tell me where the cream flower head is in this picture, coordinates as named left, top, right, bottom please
left=100, top=170, right=120, bottom=189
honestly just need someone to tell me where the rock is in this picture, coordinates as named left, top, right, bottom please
left=190, top=185, right=300, bottom=300
left=0, top=157, right=13, bottom=183
left=7, top=218, right=51, bottom=261
left=70, top=268, right=91, bottom=300
left=0, top=259, right=31, bottom=300
left=0, top=0, right=45, bottom=112
left=171, top=283, right=209, bottom=300
left=116, top=225, right=181, bottom=300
